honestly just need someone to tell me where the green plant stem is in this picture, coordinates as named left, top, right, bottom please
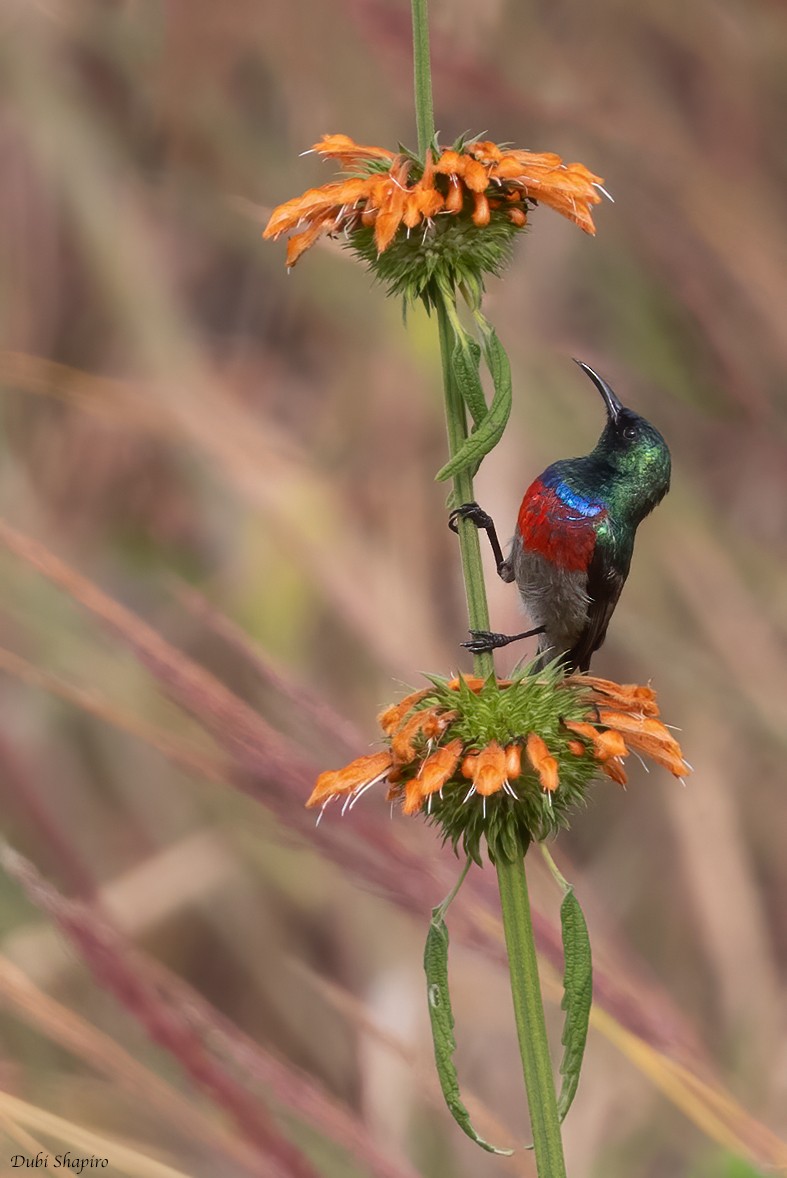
left=410, top=0, right=435, bottom=158
left=411, top=0, right=493, bottom=675
left=434, top=855, right=472, bottom=922
left=541, top=843, right=571, bottom=893
left=497, top=853, right=568, bottom=1177
left=411, top=6, right=564, bottom=1172
left=435, top=296, right=495, bottom=680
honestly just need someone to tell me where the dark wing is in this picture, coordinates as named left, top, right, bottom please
left=566, top=543, right=627, bottom=673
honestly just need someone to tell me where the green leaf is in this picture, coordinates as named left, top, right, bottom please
left=452, top=337, right=487, bottom=426
left=424, top=912, right=513, bottom=1155
left=435, top=328, right=512, bottom=481
left=557, top=888, right=593, bottom=1121
left=482, top=328, right=512, bottom=410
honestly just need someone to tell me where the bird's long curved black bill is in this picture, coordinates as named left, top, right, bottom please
left=573, top=359, right=624, bottom=422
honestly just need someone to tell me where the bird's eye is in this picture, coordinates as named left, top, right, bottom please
left=622, top=425, right=638, bottom=440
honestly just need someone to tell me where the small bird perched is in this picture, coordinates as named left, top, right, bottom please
left=449, top=361, right=672, bottom=672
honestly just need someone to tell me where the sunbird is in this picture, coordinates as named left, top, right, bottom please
left=450, top=361, right=672, bottom=672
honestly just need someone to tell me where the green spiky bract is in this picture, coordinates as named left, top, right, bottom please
left=348, top=215, right=521, bottom=312
left=395, top=661, right=601, bottom=865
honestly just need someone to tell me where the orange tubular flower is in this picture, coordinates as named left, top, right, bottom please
left=602, top=758, right=629, bottom=787
left=445, top=175, right=464, bottom=213
left=402, top=777, right=427, bottom=817
left=564, top=720, right=627, bottom=762
left=577, top=675, right=661, bottom=718
left=469, top=741, right=508, bottom=797
left=310, top=133, right=396, bottom=167
left=402, top=150, right=444, bottom=229
left=418, top=739, right=464, bottom=797
left=504, top=744, right=522, bottom=779
left=390, top=706, right=440, bottom=762
left=307, top=751, right=393, bottom=809
left=433, top=149, right=489, bottom=193
left=526, top=733, right=559, bottom=793
left=472, top=191, right=491, bottom=227
left=264, top=133, right=608, bottom=271
left=378, top=689, right=430, bottom=735
left=264, top=177, right=371, bottom=236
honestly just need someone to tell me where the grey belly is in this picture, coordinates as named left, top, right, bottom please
left=510, top=535, right=589, bottom=662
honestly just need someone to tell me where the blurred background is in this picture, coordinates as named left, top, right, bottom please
left=0, top=0, right=785, bottom=1175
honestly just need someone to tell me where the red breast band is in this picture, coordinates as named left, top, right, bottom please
left=517, top=478, right=601, bottom=572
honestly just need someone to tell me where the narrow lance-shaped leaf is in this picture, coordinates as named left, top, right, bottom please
left=451, top=337, right=487, bottom=427
left=435, top=328, right=512, bottom=481
left=482, top=327, right=511, bottom=411
left=424, top=911, right=512, bottom=1155
left=557, top=887, right=593, bottom=1121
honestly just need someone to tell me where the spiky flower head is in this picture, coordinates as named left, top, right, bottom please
left=307, top=665, right=690, bottom=864
left=264, top=134, right=607, bottom=309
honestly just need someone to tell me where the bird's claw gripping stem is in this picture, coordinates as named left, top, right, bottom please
left=461, top=626, right=545, bottom=654
left=448, top=501, right=495, bottom=533
left=448, top=501, right=514, bottom=582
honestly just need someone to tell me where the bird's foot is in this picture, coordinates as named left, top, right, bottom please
left=448, top=501, right=494, bottom=533
left=448, top=502, right=514, bottom=583
left=462, top=630, right=512, bottom=654
left=461, top=626, right=546, bottom=654
left=461, top=626, right=545, bottom=654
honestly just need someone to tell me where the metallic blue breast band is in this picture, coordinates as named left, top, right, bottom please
left=554, top=479, right=604, bottom=517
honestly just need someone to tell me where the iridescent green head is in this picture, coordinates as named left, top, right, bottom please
left=575, top=360, right=672, bottom=522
